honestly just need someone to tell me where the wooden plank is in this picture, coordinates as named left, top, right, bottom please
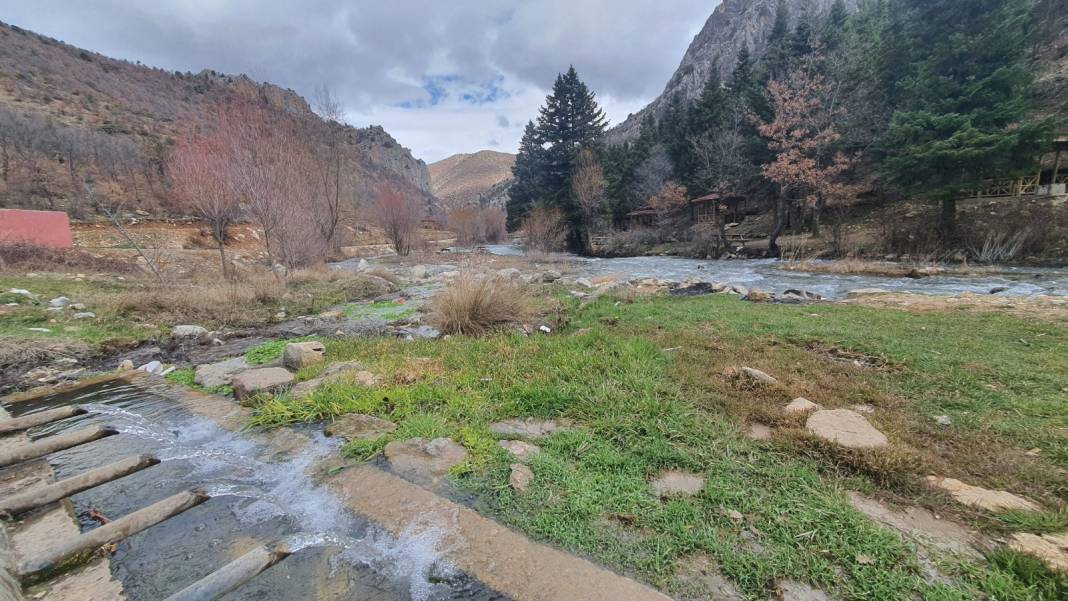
left=0, top=454, right=160, bottom=518
left=0, top=426, right=118, bottom=468
left=162, top=542, right=291, bottom=601
left=0, top=406, right=87, bottom=435
left=17, top=489, right=210, bottom=584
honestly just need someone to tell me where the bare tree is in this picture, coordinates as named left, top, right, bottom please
left=521, top=206, right=568, bottom=254
left=571, top=148, right=607, bottom=253
left=370, top=184, right=424, bottom=256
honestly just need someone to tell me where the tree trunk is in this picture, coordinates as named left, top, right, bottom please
left=768, top=196, right=787, bottom=257
left=811, top=198, right=825, bottom=237
left=939, top=198, right=957, bottom=240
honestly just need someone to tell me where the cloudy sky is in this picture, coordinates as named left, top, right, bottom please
left=0, top=1, right=717, bottom=163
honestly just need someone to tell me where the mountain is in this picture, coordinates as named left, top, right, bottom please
left=0, top=21, right=435, bottom=215
left=428, top=150, right=515, bottom=209
left=608, top=0, right=851, bottom=143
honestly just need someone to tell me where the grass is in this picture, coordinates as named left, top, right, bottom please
left=425, top=276, right=531, bottom=335
left=248, top=292, right=1068, bottom=600
left=343, top=300, right=416, bottom=322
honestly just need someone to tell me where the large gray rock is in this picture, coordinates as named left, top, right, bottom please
left=806, top=409, right=889, bottom=449
left=324, top=414, right=397, bottom=441
left=232, top=367, right=295, bottom=401
left=384, top=438, right=468, bottom=483
left=194, top=357, right=250, bottom=389
left=282, top=341, right=325, bottom=370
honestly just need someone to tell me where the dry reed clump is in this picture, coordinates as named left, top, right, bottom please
left=0, top=243, right=134, bottom=273
left=426, top=275, right=531, bottom=336
left=102, top=274, right=287, bottom=327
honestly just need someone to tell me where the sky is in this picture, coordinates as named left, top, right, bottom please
left=0, top=1, right=717, bottom=163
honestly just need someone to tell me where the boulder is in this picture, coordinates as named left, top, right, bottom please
left=282, top=341, right=326, bottom=370
left=741, top=367, right=778, bottom=385
left=509, top=464, right=534, bottom=492
left=489, top=418, right=573, bottom=439
left=384, top=437, right=468, bottom=482
left=541, top=270, right=562, bottom=283
left=194, top=357, right=250, bottom=389
left=924, top=476, right=1040, bottom=512
left=324, top=414, right=397, bottom=441
left=173, top=325, right=209, bottom=339
left=499, top=440, right=541, bottom=461
left=231, top=367, right=295, bottom=401
left=651, top=471, right=705, bottom=498
left=784, top=398, right=821, bottom=414
left=48, top=296, right=72, bottom=309
left=806, top=409, right=889, bottom=449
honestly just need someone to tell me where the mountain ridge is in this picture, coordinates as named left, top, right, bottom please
left=429, top=150, right=515, bottom=209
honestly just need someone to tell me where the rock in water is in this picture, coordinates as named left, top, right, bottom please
left=324, top=414, right=397, bottom=441
left=384, top=438, right=468, bottom=483
left=282, top=341, right=326, bottom=370
left=806, top=409, right=889, bottom=449
left=509, top=464, right=534, bottom=492
left=650, top=471, right=706, bottom=498
left=231, top=367, right=295, bottom=401
left=194, top=357, right=250, bottom=388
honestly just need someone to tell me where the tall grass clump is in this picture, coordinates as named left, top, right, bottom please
left=426, top=275, right=530, bottom=336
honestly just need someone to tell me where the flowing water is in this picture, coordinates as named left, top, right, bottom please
left=478, top=245, right=1068, bottom=299
left=8, top=381, right=505, bottom=600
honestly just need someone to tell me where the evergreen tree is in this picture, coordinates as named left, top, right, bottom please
left=689, top=65, right=726, bottom=137
left=787, top=10, right=816, bottom=58
left=882, top=0, right=1052, bottom=238
left=763, top=0, right=792, bottom=80
left=532, top=66, right=608, bottom=250
left=821, top=0, right=849, bottom=50
left=506, top=120, right=545, bottom=229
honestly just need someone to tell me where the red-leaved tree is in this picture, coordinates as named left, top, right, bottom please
left=370, top=184, right=424, bottom=256
left=170, top=131, right=241, bottom=278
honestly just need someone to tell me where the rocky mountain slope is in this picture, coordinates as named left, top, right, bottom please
left=608, top=0, right=850, bottom=143
left=429, top=150, right=515, bottom=209
left=0, top=21, right=434, bottom=214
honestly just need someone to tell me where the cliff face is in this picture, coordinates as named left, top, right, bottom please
left=0, top=21, right=432, bottom=212
left=608, top=0, right=851, bottom=143
left=429, top=150, right=516, bottom=209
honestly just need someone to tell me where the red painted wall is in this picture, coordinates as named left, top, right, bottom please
left=0, top=209, right=74, bottom=248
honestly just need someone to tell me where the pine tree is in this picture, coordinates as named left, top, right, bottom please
left=532, top=66, right=608, bottom=250
left=689, top=65, right=726, bottom=136
left=763, top=0, right=792, bottom=80
left=506, top=121, right=545, bottom=229
left=882, top=0, right=1052, bottom=238
left=822, top=0, right=849, bottom=50
left=787, top=10, right=816, bottom=58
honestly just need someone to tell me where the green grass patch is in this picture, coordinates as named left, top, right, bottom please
left=343, top=299, right=417, bottom=321
left=248, top=292, right=1068, bottom=600
left=244, top=336, right=318, bottom=366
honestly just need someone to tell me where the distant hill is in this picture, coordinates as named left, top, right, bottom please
left=0, top=21, right=436, bottom=217
left=429, top=150, right=515, bottom=210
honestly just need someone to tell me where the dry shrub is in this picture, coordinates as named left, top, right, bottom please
left=365, top=267, right=403, bottom=286
left=0, top=242, right=134, bottom=273
left=338, top=274, right=398, bottom=300
left=285, top=265, right=342, bottom=285
left=521, top=207, right=568, bottom=254
left=426, top=276, right=531, bottom=336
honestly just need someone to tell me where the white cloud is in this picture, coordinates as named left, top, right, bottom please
left=0, top=0, right=717, bottom=161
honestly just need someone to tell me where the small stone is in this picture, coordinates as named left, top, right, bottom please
left=27, top=327, right=51, bottom=333
left=231, top=367, right=295, bottom=401
left=509, top=464, right=534, bottom=492
left=274, top=311, right=287, bottom=320
left=746, top=423, right=773, bottom=440
left=194, top=357, right=250, bottom=388
left=541, top=270, right=562, bottom=283
left=741, top=367, right=778, bottom=385
left=806, top=409, right=889, bottom=449
left=785, top=398, right=821, bottom=414
left=324, top=414, right=397, bottom=440
left=118, top=359, right=135, bottom=371
left=48, top=296, right=72, bottom=308
left=173, top=325, right=209, bottom=339
left=934, top=415, right=952, bottom=426
left=384, top=437, right=468, bottom=483
left=7, top=288, right=36, bottom=299
left=651, top=471, right=705, bottom=498
left=499, top=440, right=541, bottom=461
left=138, top=360, right=165, bottom=375
left=852, top=404, right=876, bottom=414
left=72, top=312, right=96, bottom=320
left=924, top=476, right=1040, bottom=512
left=990, top=287, right=1010, bottom=295
left=282, top=341, right=326, bottom=370
left=70, top=303, right=86, bottom=311
left=745, top=289, right=771, bottom=303
left=489, top=418, right=573, bottom=439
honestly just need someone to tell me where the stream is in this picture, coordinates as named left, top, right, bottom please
left=477, top=245, right=1068, bottom=299
left=8, top=380, right=505, bottom=600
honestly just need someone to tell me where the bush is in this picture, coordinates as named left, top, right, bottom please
left=520, top=207, right=568, bottom=254
left=598, top=228, right=659, bottom=257
left=0, top=242, right=134, bottom=273
left=426, top=276, right=530, bottom=336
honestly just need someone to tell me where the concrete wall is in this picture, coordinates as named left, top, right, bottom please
left=0, top=210, right=73, bottom=248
